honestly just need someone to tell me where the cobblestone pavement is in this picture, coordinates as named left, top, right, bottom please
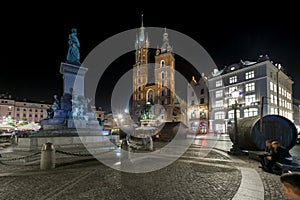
left=0, top=135, right=297, bottom=200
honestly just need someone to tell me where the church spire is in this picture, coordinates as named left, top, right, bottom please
left=161, top=27, right=172, bottom=53
left=135, top=13, right=149, bottom=49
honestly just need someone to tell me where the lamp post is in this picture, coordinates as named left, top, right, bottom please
left=260, top=96, right=264, bottom=132
left=228, top=89, right=243, bottom=155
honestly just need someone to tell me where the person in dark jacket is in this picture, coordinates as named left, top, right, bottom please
left=262, top=141, right=293, bottom=173
left=259, top=139, right=273, bottom=168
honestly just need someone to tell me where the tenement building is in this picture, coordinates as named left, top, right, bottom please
left=0, top=94, right=50, bottom=124
left=186, top=74, right=209, bottom=133
left=208, top=55, right=293, bottom=134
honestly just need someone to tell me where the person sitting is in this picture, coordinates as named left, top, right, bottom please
left=280, top=172, right=300, bottom=200
left=259, top=139, right=273, bottom=168
left=262, top=141, right=293, bottom=173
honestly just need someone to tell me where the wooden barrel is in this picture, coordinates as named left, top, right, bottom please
left=228, top=115, right=297, bottom=151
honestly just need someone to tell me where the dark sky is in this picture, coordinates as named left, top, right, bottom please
left=2, top=2, right=300, bottom=112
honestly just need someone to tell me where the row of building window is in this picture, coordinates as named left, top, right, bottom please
left=215, top=83, right=255, bottom=98
left=215, top=108, right=258, bottom=119
left=214, top=94, right=257, bottom=108
left=216, top=71, right=255, bottom=87
left=6, top=113, right=44, bottom=118
left=215, top=94, right=292, bottom=109
left=16, top=108, right=45, bottom=112
left=270, top=82, right=292, bottom=100
left=214, top=108, right=292, bottom=120
left=16, top=114, right=44, bottom=118
left=190, top=111, right=207, bottom=118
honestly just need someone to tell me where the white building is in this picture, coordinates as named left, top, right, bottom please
left=208, top=55, right=293, bottom=133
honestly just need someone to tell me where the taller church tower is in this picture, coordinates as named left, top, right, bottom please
left=131, top=17, right=177, bottom=124
left=132, top=14, right=150, bottom=120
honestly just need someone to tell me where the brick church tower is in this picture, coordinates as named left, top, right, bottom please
left=132, top=15, right=176, bottom=125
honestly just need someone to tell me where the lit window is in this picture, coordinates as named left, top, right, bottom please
left=245, top=94, right=256, bottom=106
left=161, top=60, right=165, bottom=68
left=216, top=80, right=223, bottom=87
left=279, top=87, right=282, bottom=95
left=215, top=100, right=223, bottom=108
left=216, top=90, right=223, bottom=98
left=244, top=108, right=258, bottom=117
left=229, top=87, right=237, bottom=94
left=228, top=98, right=235, bottom=106
left=270, top=94, right=274, bottom=104
left=245, top=71, right=254, bottom=79
left=229, top=76, right=237, bottom=84
left=215, top=112, right=225, bottom=119
left=270, top=82, right=273, bottom=91
left=245, top=83, right=255, bottom=92
left=228, top=110, right=240, bottom=119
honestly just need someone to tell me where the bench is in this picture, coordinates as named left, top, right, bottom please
left=274, top=162, right=300, bottom=175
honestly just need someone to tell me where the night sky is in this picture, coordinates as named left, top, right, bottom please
left=2, top=2, right=300, bottom=112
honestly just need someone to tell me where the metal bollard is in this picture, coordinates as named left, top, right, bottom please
left=148, top=136, right=153, bottom=151
left=40, top=142, right=55, bottom=170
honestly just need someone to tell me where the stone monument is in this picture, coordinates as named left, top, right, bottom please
left=40, top=28, right=102, bottom=135
left=16, top=28, right=117, bottom=151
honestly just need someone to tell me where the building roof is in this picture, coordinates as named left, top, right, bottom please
left=211, top=55, right=270, bottom=77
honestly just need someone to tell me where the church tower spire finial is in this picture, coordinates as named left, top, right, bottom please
left=161, top=27, right=172, bottom=53
left=141, top=13, right=144, bottom=27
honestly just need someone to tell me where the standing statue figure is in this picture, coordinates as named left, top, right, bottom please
left=66, top=28, right=80, bottom=65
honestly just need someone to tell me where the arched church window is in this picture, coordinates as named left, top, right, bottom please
left=160, top=60, right=165, bottom=68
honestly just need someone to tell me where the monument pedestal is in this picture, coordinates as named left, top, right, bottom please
left=59, top=62, right=88, bottom=97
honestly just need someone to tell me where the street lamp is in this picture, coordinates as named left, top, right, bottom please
left=228, top=89, right=243, bottom=155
